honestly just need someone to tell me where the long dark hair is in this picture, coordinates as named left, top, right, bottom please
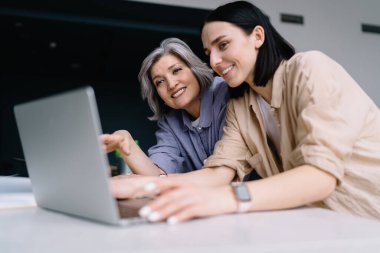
left=203, top=1, right=295, bottom=97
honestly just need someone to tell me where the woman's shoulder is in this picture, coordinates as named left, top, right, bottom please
left=227, top=87, right=252, bottom=110
left=287, top=51, right=335, bottom=69
left=158, top=109, right=183, bottom=128
left=209, top=76, right=229, bottom=94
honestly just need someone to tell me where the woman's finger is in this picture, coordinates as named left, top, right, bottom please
left=120, top=140, right=131, bottom=155
left=140, top=184, right=237, bottom=224
left=140, top=187, right=194, bottom=222
left=100, top=134, right=121, bottom=152
left=112, top=130, right=133, bottom=155
left=167, top=206, right=200, bottom=224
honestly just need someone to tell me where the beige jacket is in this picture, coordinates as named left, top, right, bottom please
left=205, top=51, right=380, bottom=219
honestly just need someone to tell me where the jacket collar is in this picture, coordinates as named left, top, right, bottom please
left=270, top=60, right=286, bottom=109
left=248, top=60, right=286, bottom=109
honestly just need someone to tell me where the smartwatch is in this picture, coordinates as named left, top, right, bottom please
left=231, top=182, right=251, bottom=213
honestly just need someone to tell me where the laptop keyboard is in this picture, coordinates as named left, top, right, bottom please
left=117, top=198, right=152, bottom=218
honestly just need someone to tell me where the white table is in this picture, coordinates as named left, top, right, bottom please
left=1, top=177, right=380, bottom=253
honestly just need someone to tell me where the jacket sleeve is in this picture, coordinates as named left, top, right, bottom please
left=204, top=100, right=254, bottom=180
left=285, top=51, right=369, bottom=184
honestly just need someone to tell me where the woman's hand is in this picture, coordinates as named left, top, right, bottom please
left=102, top=130, right=164, bottom=176
left=111, top=175, right=162, bottom=199
left=138, top=179, right=237, bottom=224
left=100, top=130, right=134, bottom=155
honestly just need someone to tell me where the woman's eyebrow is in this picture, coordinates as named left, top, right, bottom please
left=204, top=35, right=227, bottom=53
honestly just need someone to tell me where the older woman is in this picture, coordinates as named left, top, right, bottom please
left=101, top=38, right=228, bottom=176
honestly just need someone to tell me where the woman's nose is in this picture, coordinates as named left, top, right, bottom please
left=209, top=50, right=222, bottom=69
left=167, top=77, right=177, bottom=89
left=210, top=50, right=222, bottom=66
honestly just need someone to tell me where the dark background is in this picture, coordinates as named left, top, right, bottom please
left=0, top=0, right=210, bottom=177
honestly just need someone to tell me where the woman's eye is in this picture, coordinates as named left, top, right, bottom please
left=173, top=67, right=182, bottom=74
left=155, top=79, right=164, bottom=87
left=219, top=42, right=228, bottom=50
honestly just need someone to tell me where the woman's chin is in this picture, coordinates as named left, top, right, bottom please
left=225, top=79, right=242, bottom=88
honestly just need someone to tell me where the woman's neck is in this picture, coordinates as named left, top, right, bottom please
left=185, top=99, right=201, bottom=120
left=249, top=81, right=273, bottom=104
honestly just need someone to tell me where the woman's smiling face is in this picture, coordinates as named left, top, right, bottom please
left=150, top=54, right=201, bottom=118
left=202, top=21, right=264, bottom=87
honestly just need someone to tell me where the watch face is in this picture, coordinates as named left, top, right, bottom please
left=234, top=184, right=251, bottom=202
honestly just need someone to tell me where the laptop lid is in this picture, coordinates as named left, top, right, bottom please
left=14, top=86, right=138, bottom=225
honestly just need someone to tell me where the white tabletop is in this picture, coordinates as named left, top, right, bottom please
left=1, top=177, right=380, bottom=253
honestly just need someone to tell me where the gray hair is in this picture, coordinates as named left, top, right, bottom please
left=138, top=38, right=213, bottom=121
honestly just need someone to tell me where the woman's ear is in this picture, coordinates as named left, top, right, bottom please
left=252, top=25, right=265, bottom=49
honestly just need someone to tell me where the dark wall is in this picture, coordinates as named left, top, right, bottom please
left=0, top=0, right=210, bottom=176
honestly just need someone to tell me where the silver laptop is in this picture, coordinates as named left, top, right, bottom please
left=14, top=86, right=148, bottom=226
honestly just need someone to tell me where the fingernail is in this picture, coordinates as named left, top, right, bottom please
left=167, top=216, right=178, bottom=225
left=144, top=182, right=157, bottom=192
left=148, top=211, right=161, bottom=222
left=139, top=206, right=151, bottom=217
